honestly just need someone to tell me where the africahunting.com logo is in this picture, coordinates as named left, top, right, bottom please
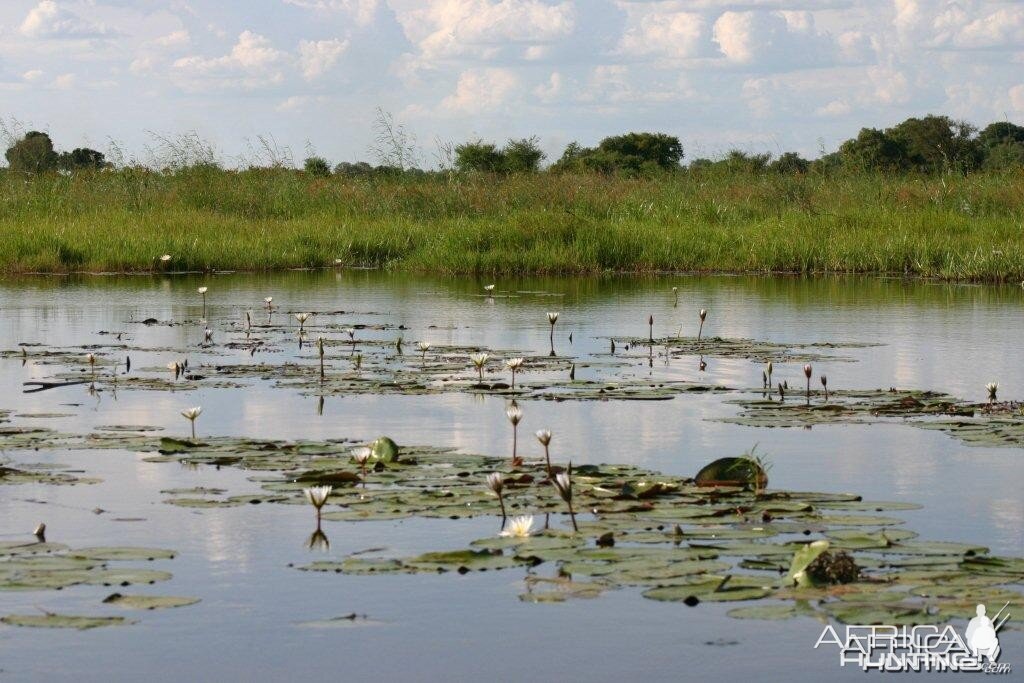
left=815, top=602, right=1012, bottom=673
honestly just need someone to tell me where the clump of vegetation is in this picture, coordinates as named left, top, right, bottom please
left=806, top=551, right=861, bottom=585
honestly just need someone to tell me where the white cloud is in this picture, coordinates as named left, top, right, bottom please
left=298, top=39, right=349, bottom=80
left=618, top=7, right=704, bottom=60
left=155, top=30, right=191, bottom=49
left=22, top=69, right=45, bottom=82
left=441, top=67, right=521, bottom=112
left=284, top=0, right=381, bottom=26
left=172, top=31, right=288, bottom=91
left=816, top=99, right=851, bottom=117
left=20, top=0, right=114, bottom=39
left=1010, top=85, right=1024, bottom=112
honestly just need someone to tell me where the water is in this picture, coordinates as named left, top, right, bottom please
left=1, top=272, right=1021, bottom=682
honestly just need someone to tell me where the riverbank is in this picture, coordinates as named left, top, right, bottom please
left=2, top=168, right=1022, bottom=280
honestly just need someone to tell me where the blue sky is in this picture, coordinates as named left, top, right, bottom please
left=2, top=0, right=1023, bottom=167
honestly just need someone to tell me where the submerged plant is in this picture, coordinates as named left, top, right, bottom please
left=181, top=406, right=202, bottom=439
left=303, top=485, right=333, bottom=523
left=536, top=429, right=553, bottom=478
left=506, top=402, right=523, bottom=465
left=486, top=472, right=506, bottom=523
left=987, top=382, right=999, bottom=404
left=500, top=515, right=534, bottom=538
left=470, top=352, right=489, bottom=383
left=506, top=357, right=524, bottom=388
left=553, top=465, right=578, bottom=532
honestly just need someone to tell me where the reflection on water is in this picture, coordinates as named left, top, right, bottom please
left=0, top=271, right=1022, bottom=682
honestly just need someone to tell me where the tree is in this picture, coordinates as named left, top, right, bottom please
left=503, top=137, right=545, bottom=173
left=838, top=128, right=908, bottom=172
left=454, top=141, right=505, bottom=173
left=770, top=152, right=810, bottom=174
left=886, top=115, right=981, bottom=173
left=333, top=161, right=374, bottom=177
left=596, top=132, right=683, bottom=170
left=720, top=149, right=771, bottom=173
left=978, top=122, right=1024, bottom=149
left=58, top=147, right=109, bottom=171
left=303, top=156, right=332, bottom=177
left=5, top=131, right=58, bottom=174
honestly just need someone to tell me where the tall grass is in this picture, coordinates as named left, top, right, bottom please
left=1, top=166, right=1022, bottom=280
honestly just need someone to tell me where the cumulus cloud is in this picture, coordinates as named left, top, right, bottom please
left=392, top=0, right=576, bottom=61
left=283, top=0, right=381, bottom=26
left=173, top=31, right=288, bottom=91
left=618, top=6, right=705, bottom=60
left=441, top=67, right=521, bottom=112
left=894, top=0, right=1024, bottom=50
left=298, top=39, right=349, bottom=80
left=20, top=0, right=114, bottom=39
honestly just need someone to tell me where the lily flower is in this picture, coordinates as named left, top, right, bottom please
left=470, top=352, right=489, bottom=382
left=553, top=465, right=578, bottom=532
left=160, top=254, right=172, bottom=263
left=484, top=284, right=495, bottom=294
left=987, top=382, right=998, bottom=403
left=536, top=429, right=553, bottom=477
left=417, top=341, right=431, bottom=361
left=303, top=485, right=333, bottom=522
left=181, top=406, right=202, bottom=439
left=486, top=472, right=507, bottom=522
left=500, top=515, right=534, bottom=538
left=295, top=312, right=311, bottom=332
left=352, top=446, right=372, bottom=482
left=505, top=357, right=524, bottom=388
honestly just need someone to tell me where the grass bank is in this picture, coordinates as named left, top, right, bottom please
left=1, top=167, right=1022, bottom=280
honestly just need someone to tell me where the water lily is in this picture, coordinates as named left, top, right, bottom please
left=317, top=336, right=326, bottom=378
left=352, top=446, right=372, bottom=482
left=500, top=515, right=534, bottom=538
left=417, top=341, right=431, bottom=361
left=672, top=286, right=679, bottom=307
left=295, top=312, right=311, bottom=332
left=343, top=328, right=356, bottom=342
left=536, top=429, right=553, bottom=476
left=553, top=465, right=578, bottom=532
left=160, top=254, right=171, bottom=263
left=698, top=309, right=707, bottom=342
left=204, top=327, right=212, bottom=343
left=648, top=314, right=654, bottom=343
left=547, top=312, right=560, bottom=351
left=766, top=361, right=773, bottom=388
left=303, top=485, right=333, bottom=522
left=181, top=406, right=202, bottom=439
left=987, top=382, right=998, bottom=403
left=821, top=374, right=829, bottom=401
left=803, top=364, right=813, bottom=403
left=505, top=357, right=524, bottom=388
left=486, top=472, right=507, bottom=522
left=506, top=402, right=523, bottom=465
left=198, top=287, right=208, bottom=318
left=484, top=284, right=495, bottom=295
left=86, top=353, right=96, bottom=374
left=264, top=296, right=273, bottom=309
left=470, top=352, right=489, bottom=382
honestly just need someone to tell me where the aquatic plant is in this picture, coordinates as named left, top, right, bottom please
left=417, top=341, right=431, bottom=361
left=765, top=361, right=773, bottom=389
left=552, top=466, right=578, bottom=532
left=160, top=254, right=171, bottom=263
left=698, top=309, right=707, bottom=343
left=180, top=406, right=202, bottom=439
left=197, top=286, right=208, bottom=318
left=505, top=357, right=524, bottom=388
left=803, top=363, right=813, bottom=403
left=203, top=328, right=212, bottom=344
left=500, top=515, right=534, bottom=538
left=672, top=286, right=679, bottom=308
left=987, top=382, right=999, bottom=403
left=295, top=312, right=311, bottom=332
left=86, top=353, right=96, bottom=376
left=506, top=402, right=523, bottom=465
left=547, top=311, right=559, bottom=351
left=264, top=296, right=273, bottom=309
left=536, top=429, right=553, bottom=477
left=486, top=471, right=506, bottom=523
left=317, top=336, right=325, bottom=378
left=648, top=315, right=654, bottom=343
left=484, top=284, right=495, bottom=295
left=470, top=352, right=489, bottom=383
left=351, top=446, right=372, bottom=483
left=302, top=485, right=332, bottom=523
left=821, top=374, right=829, bottom=401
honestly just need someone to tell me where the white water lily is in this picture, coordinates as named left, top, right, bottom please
left=987, top=382, right=998, bottom=401
left=160, top=254, right=171, bottom=262
left=484, top=284, right=495, bottom=293
left=506, top=403, right=523, bottom=426
left=198, top=287, right=208, bottom=295
left=417, top=341, right=431, bottom=361
left=554, top=472, right=572, bottom=503
left=264, top=296, right=273, bottom=306
left=86, top=353, right=96, bottom=367
left=181, top=406, right=202, bottom=438
left=486, top=472, right=503, bottom=495
left=352, top=446, right=372, bottom=466
left=470, top=353, right=489, bottom=381
left=535, top=429, right=552, bottom=446
left=344, top=328, right=356, bottom=341
left=547, top=312, right=559, bottom=324
left=204, top=328, right=212, bottom=342
left=500, top=515, right=534, bottom=538
left=303, top=486, right=333, bottom=520
left=505, top=357, right=524, bottom=388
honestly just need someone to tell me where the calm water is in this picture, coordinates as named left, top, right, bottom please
left=0, top=272, right=1022, bottom=682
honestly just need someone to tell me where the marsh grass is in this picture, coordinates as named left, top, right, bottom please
left=2, top=166, right=1022, bottom=280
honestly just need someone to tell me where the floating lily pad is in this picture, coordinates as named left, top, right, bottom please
left=102, top=593, right=200, bottom=610
left=1, top=613, right=136, bottom=630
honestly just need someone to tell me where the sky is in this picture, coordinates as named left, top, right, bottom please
left=1, top=0, right=1023, bottom=167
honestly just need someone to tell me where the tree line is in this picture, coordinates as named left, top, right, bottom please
left=5, top=114, right=1024, bottom=178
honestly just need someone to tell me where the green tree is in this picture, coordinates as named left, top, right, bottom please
left=5, top=131, right=59, bottom=174
left=503, top=137, right=545, bottom=173
left=455, top=141, right=505, bottom=173
left=333, top=161, right=374, bottom=176
left=886, top=115, right=981, bottom=173
left=770, top=151, right=810, bottom=174
left=838, top=128, right=908, bottom=172
left=596, top=132, right=683, bottom=170
left=303, top=156, right=332, bottom=177
left=58, top=147, right=109, bottom=171
left=978, top=121, right=1024, bottom=149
